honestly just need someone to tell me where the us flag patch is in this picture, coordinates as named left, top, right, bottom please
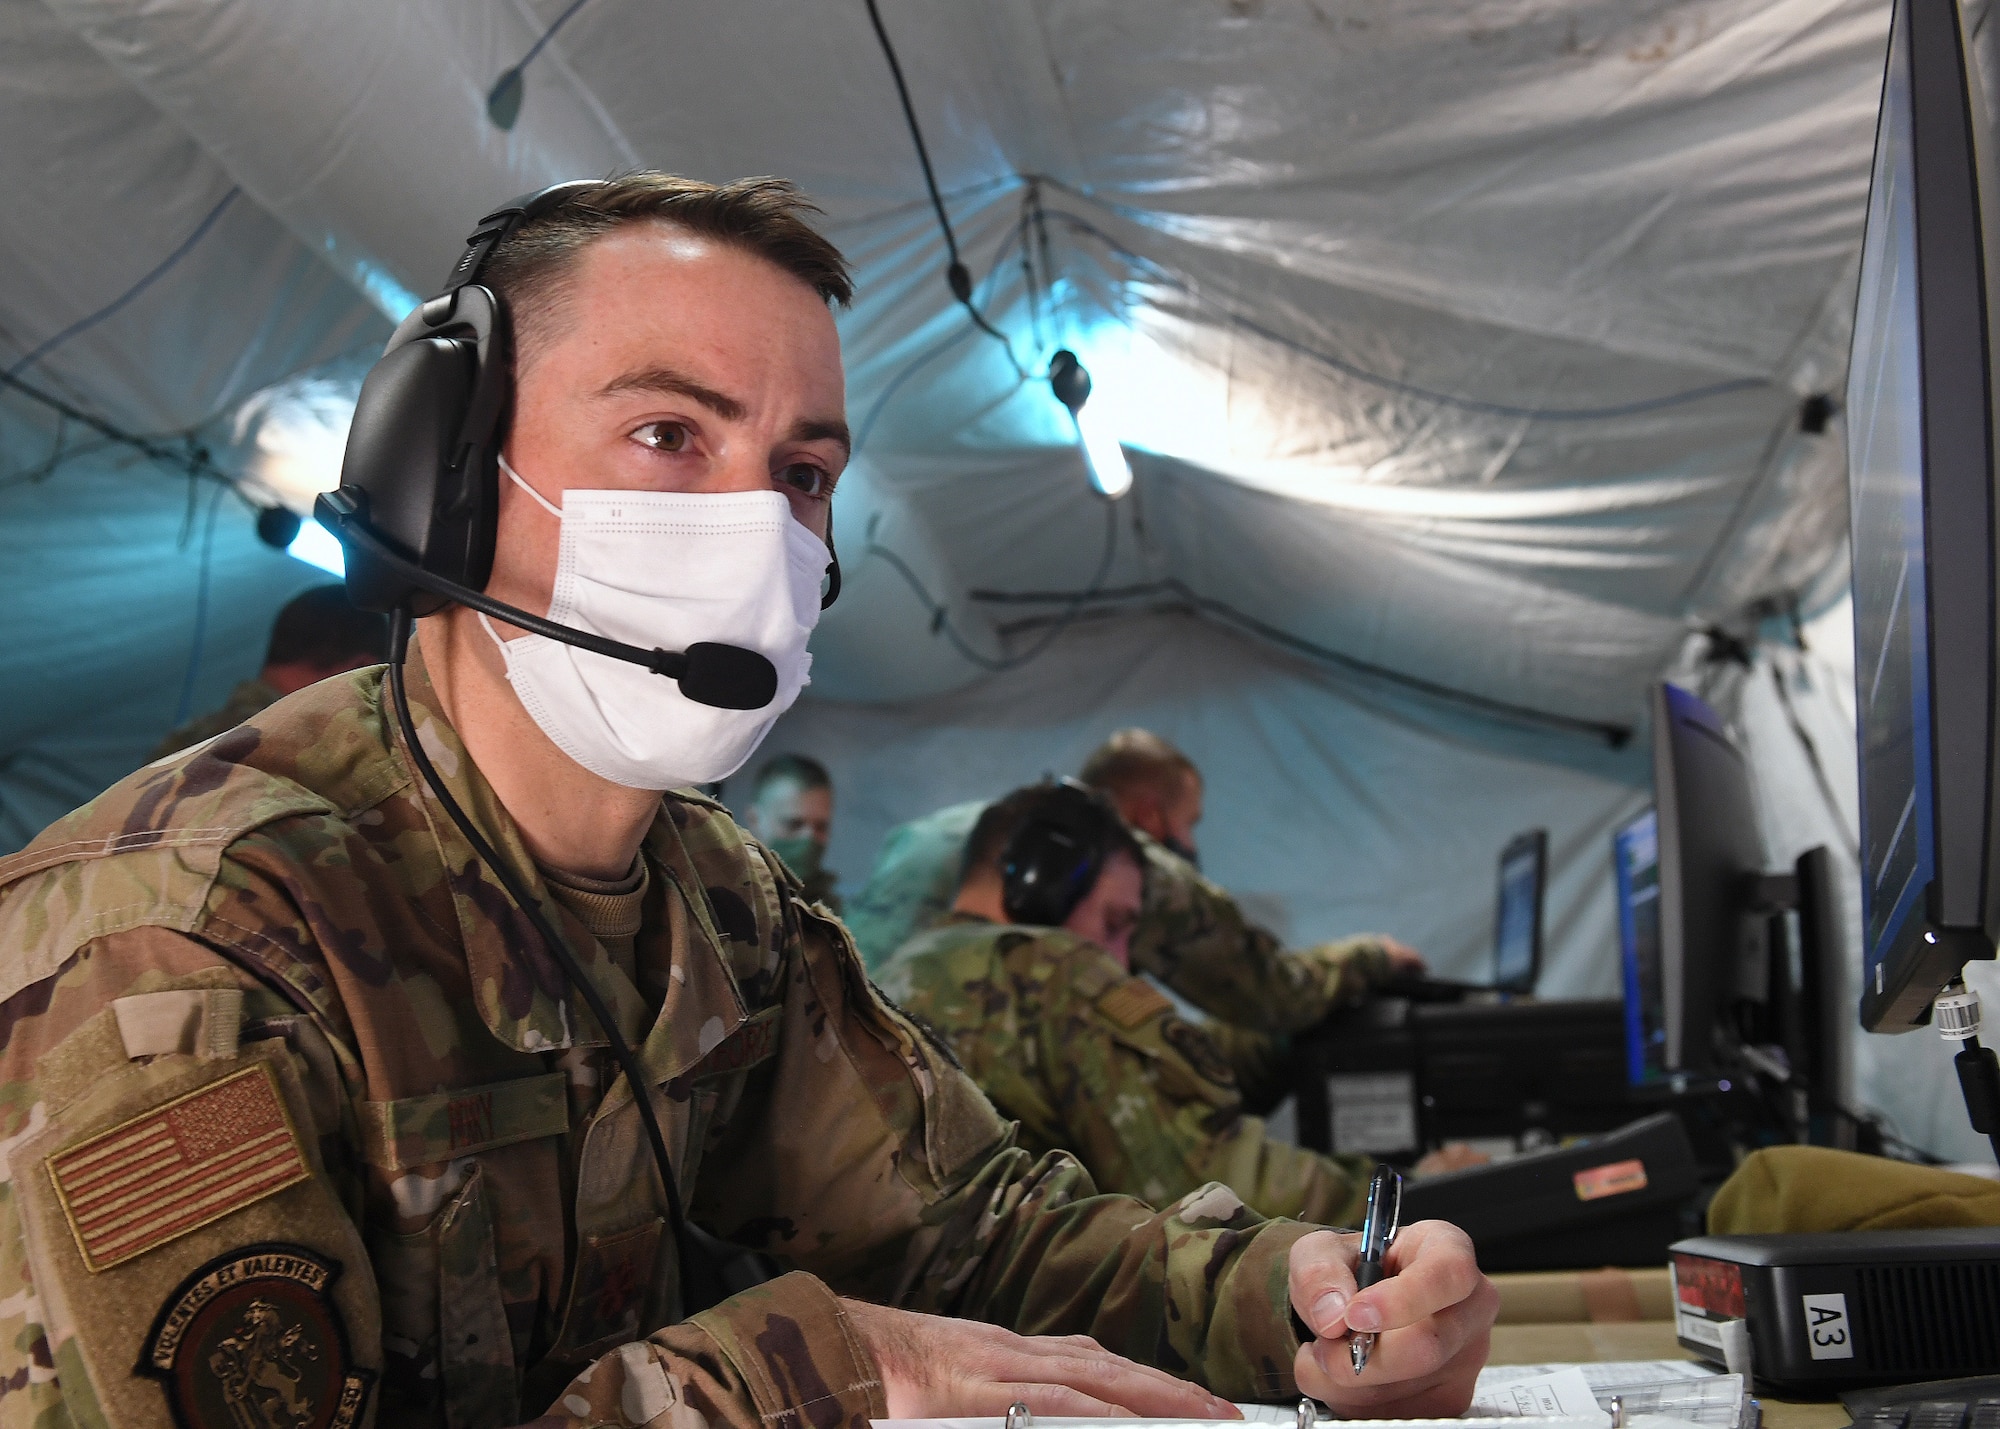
left=47, top=1063, right=311, bottom=1272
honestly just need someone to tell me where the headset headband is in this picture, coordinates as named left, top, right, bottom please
left=439, top=179, right=603, bottom=295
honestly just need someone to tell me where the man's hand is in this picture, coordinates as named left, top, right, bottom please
left=1379, top=937, right=1428, bottom=976
left=1413, top=1142, right=1491, bottom=1177
left=1288, top=1221, right=1497, bottom=1418
left=842, top=1299, right=1243, bottom=1419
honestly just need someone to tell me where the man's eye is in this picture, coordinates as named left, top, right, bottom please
left=780, top=463, right=829, bottom=498
left=636, top=422, right=690, bottom=452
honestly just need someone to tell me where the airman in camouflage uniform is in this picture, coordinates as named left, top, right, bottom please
left=845, top=802, right=1395, bottom=1031
left=151, top=584, right=389, bottom=761
left=879, top=914, right=1376, bottom=1227
left=0, top=660, right=1324, bottom=1429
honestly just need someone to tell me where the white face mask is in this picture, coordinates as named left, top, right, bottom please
left=484, top=455, right=827, bottom=790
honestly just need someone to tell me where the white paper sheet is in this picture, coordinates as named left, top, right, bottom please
left=873, top=1361, right=1737, bottom=1429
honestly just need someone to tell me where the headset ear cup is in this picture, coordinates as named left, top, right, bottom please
left=336, top=337, right=483, bottom=613
left=1002, top=824, right=1099, bottom=927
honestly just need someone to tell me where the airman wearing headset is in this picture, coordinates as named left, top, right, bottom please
left=0, top=175, right=1494, bottom=1429
left=844, top=730, right=1427, bottom=1039
left=879, top=782, right=1472, bottom=1228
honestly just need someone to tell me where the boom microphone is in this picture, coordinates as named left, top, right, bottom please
left=315, top=489, right=780, bottom=711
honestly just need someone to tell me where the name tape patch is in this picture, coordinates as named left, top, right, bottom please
left=48, top=1063, right=311, bottom=1272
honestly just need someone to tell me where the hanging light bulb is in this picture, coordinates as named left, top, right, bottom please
left=1048, top=349, right=1133, bottom=500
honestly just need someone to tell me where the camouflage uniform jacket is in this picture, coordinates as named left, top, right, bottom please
left=877, top=916, right=1373, bottom=1229
left=0, top=661, right=1322, bottom=1429
left=150, top=678, right=281, bottom=761
left=848, top=804, right=1393, bottom=1035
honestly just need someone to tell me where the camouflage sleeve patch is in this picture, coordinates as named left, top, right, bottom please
left=1095, top=979, right=1174, bottom=1030
left=10, top=1035, right=379, bottom=1429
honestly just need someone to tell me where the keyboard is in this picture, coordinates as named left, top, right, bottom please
left=1848, top=1382, right=2000, bottom=1429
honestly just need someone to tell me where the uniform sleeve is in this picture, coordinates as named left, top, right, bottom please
left=1030, top=963, right=1368, bottom=1228
left=663, top=908, right=1321, bottom=1410
left=0, top=927, right=375, bottom=1429
left=1129, top=836, right=1392, bottom=1033
left=1199, top=1021, right=1294, bottom=1114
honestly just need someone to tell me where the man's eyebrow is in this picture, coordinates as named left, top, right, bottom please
left=595, top=365, right=746, bottom=421
left=790, top=417, right=852, bottom=455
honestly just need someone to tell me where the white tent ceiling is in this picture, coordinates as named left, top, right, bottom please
left=6, top=0, right=1891, bottom=719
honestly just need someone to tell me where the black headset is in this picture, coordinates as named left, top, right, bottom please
left=314, top=178, right=843, bottom=713
left=1001, top=781, right=1130, bottom=927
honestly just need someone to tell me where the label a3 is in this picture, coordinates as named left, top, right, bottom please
left=1802, top=1292, right=1855, bottom=1361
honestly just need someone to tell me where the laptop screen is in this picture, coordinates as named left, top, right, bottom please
left=1494, top=838, right=1543, bottom=992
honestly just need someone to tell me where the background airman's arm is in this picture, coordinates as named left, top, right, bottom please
left=1129, top=833, right=1395, bottom=1032
left=1040, top=961, right=1370, bottom=1226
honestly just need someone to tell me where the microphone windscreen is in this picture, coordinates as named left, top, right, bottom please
left=679, top=643, right=779, bottom=710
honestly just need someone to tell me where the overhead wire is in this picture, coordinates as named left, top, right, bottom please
left=863, top=500, right=1121, bottom=674
left=968, top=576, right=1632, bottom=745
left=0, top=368, right=233, bottom=489
left=5, top=187, right=240, bottom=382
left=853, top=216, right=1031, bottom=457
left=861, top=0, right=1028, bottom=380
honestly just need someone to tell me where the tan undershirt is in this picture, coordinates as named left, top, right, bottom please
left=540, top=857, right=648, bottom=986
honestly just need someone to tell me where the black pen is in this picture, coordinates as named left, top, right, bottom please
left=1350, top=1164, right=1403, bottom=1374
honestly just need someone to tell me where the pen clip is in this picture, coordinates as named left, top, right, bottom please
left=1361, top=1167, right=1403, bottom=1258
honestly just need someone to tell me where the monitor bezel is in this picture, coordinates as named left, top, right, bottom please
left=1852, top=0, right=2000, bottom=1032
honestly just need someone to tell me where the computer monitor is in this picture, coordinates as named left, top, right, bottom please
left=1620, top=689, right=1846, bottom=1127
left=1652, top=682, right=1767, bottom=1073
left=1494, top=829, right=1547, bottom=994
left=1615, top=808, right=1667, bottom=1085
left=1846, top=0, right=2000, bottom=1033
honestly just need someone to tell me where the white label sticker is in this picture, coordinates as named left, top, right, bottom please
left=1328, top=1072, right=1417, bottom=1154
left=1802, top=1292, right=1855, bottom=1360
left=1675, top=1306, right=1726, bottom=1349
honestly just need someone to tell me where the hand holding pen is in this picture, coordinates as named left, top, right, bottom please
left=1350, top=1164, right=1403, bottom=1374
left=1285, top=1199, right=1495, bottom=1416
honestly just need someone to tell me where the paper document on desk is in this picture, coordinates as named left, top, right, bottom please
left=876, top=1362, right=1745, bottom=1429
left=1470, top=1367, right=1607, bottom=1419
left=1480, top=1364, right=1745, bottom=1429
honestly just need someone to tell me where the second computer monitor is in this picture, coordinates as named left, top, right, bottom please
left=1646, top=682, right=1767, bottom=1075
left=1494, top=829, right=1548, bottom=994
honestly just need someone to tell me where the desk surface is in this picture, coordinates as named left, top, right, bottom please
left=1487, top=1318, right=1849, bottom=1429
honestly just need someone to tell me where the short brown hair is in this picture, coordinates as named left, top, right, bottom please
left=754, top=752, right=832, bottom=798
left=482, top=173, right=853, bottom=358
left=1077, top=728, right=1200, bottom=806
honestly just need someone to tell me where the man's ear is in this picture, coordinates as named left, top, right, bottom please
left=1120, top=793, right=1167, bottom=844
